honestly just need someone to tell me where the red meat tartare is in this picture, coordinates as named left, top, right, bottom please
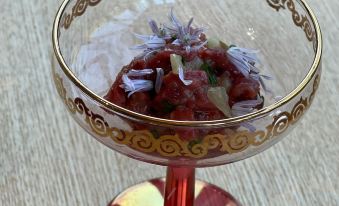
left=104, top=9, right=272, bottom=138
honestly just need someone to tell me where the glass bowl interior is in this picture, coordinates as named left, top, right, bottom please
left=52, top=0, right=321, bottom=166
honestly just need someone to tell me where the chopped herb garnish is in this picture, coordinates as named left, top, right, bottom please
left=162, top=100, right=176, bottom=114
left=171, top=35, right=177, bottom=41
left=201, top=63, right=218, bottom=86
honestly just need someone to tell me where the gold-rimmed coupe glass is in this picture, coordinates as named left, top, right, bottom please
left=52, top=0, right=322, bottom=205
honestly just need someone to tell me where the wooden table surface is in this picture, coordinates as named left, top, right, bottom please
left=1, top=0, right=338, bottom=205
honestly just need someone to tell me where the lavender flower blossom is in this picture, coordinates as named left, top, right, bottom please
left=131, top=18, right=171, bottom=52
left=227, top=47, right=260, bottom=78
left=227, top=46, right=274, bottom=93
left=131, top=9, right=206, bottom=54
left=120, top=69, right=155, bottom=97
left=166, top=9, right=207, bottom=52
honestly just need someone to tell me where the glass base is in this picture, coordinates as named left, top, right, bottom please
left=109, top=178, right=241, bottom=206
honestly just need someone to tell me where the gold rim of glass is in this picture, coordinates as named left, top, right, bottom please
left=52, top=0, right=323, bottom=128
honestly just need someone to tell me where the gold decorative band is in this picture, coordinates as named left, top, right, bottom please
left=62, top=0, right=101, bottom=29
left=62, top=0, right=316, bottom=44
left=267, top=0, right=316, bottom=43
left=53, top=71, right=320, bottom=158
left=53, top=0, right=322, bottom=129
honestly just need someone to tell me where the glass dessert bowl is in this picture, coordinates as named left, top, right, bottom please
left=52, top=0, right=322, bottom=205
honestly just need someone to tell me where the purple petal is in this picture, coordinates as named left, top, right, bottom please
left=274, top=96, right=283, bottom=101
left=260, top=74, right=274, bottom=80
left=186, top=17, right=194, bottom=32
left=259, top=76, right=273, bottom=94
left=134, top=33, right=151, bottom=41
left=169, top=8, right=182, bottom=28
left=227, top=47, right=262, bottom=77
left=178, top=66, right=193, bottom=86
left=143, top=50, right=158, bottom=61
left=250, top=73, right=260, bottom=81
left=145, top=36, right=166, bottom=49
left=164, top=24, right=178, bottom=33
left=130, top=44, right=148, bottom=50
left=231, top=107, right=254, bottom=117
left=233, top=98, right=263, bottom=108
left=120, top=74, right=153, bottom=97
left=231, top=96, right=263, bottom=117
left=127, top=69, right=154, bottom=77
left=155, top=68, right=164, bottom=93
left=172, top=39, right=181, bottom=45
left=241, top=122, right=256, bottom=132
left=191, top=40, right=208, bottom=51
left=148, top=19, right=159, bottom=35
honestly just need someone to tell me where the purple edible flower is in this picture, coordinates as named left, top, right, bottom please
left=131, top=8, right=207, bottom=54
left=131, top=17, right=171, bottom=52
left=165, top=9, right=207, bottom=53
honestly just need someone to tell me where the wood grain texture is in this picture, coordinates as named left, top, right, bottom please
left=0, top=0, right=338, bottom=206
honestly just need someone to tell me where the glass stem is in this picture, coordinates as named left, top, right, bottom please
left=164, top=166, right=195, bottom=206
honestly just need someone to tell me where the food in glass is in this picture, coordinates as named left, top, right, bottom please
left=105, top=10, right=273, bottom=137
